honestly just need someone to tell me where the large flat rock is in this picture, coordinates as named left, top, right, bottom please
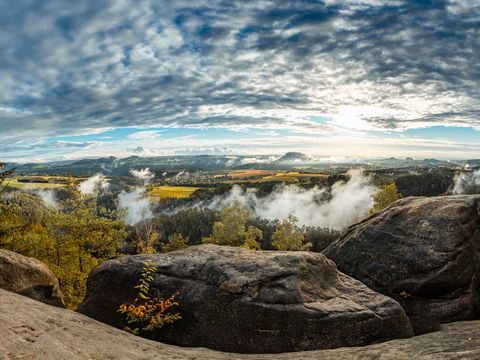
left=77, top=244, right=412, bottom=353
left=0, top=289, right=479, bottom=359
left=324, top=195, right=480, bottom=333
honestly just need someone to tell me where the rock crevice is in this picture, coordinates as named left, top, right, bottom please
left=324, top=195, right=480, bottom=333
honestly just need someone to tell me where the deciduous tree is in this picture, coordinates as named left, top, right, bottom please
left=202, top=201, right=262, bottom=250
left=133, top=219, right=159, bottom=254
left=271, top=215, right=312, bottom=251
left=370, top=183, right=402, bottom=214
left=161, top=233, right=188, bottom=253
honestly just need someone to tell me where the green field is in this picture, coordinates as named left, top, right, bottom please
left=4, top=177, right=66, bottom=189
left=225, top=170, right=275, bottom=178
left=149, top=186, right=199, bottom=199
left=223, top=171, right=328, bottom=184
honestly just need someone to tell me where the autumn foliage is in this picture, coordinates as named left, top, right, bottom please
left=118, top=261, right=181, bottom=335
left=369, top=183, right=403, bottom=214
left=0, top=175, right=127, bottom=308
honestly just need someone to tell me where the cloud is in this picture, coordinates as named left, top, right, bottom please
left=31, top=189, right=58, bottom=209
left=130, top=168, right=155, bottom=184
left=1, top=0, right=479, bottom=158
left=452, top=169, right=480, bottom=194
left=240, top=156, right=279, bottom=165
left=79, top=173, right=109, bottom=195
left=127, top=131, right=163, bottom=140
left=117, top=188, right=153, bottom=226
left=127, top=146, right=147, bottom=154
left=119, top=170, right=155, bottom=226
left=125, top=145, right=163, bottom=156
left=1, top=141, right=96, bottom=152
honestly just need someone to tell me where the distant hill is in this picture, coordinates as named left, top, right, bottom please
left=275, top=152, right=312, bottom=163
left=7, top=153, right=470, bottom=176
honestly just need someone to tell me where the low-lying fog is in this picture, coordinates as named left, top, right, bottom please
left=26, top=167, right=480, bottom=231
left=206, top=170, right=375, bottom=230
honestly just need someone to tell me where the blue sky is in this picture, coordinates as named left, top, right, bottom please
left=1, top=0, right=480, bottom=162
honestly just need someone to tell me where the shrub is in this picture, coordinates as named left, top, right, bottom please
left=118, top=261, right=181, bottom=335
left=161, top=233, right=189, bottom=253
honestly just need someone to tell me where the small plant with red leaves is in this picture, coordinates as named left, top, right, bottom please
left=118, top=260, right=181, bottom=335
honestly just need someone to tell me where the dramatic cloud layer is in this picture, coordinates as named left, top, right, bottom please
left=1, top=0, right=480, bottom=160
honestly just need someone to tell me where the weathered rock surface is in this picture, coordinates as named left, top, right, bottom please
left=323, top=195, right=480, bottom=333
left=0, top=249, right=64, bottom=307
left=78, top=244, right=412, bottom=353
left=1, top=288, right=479, bottom=360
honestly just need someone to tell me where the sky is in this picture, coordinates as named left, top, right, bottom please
left=1, top=0, right=480, bottom=163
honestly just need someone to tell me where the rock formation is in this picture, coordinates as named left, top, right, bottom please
left=1, top=288, right=479, bottom=359
left=0, top=249, right=64, bottom=307
left=324, top=195, right=480, bottom=333
left=78, top=244, right=412, bottom=353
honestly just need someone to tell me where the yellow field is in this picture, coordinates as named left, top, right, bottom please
left=251, top=173, right=300, bottom=183
left=149, top=186, right=199, bottom=199
left=280, top=172, right=328, bottom=178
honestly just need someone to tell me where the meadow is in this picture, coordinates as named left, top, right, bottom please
left=3, top=177, right=68, bottom=189
left=149, top=185, right=200, bottom=199
left=224, top=171, right=328, bottom=184
left=224, top=170, right=275, bottom=178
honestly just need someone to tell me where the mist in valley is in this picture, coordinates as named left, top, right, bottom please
left=453, top=169, right=480, bottom=195
left=117, top=168, right=155, bottom=226
left=205, top=169, right=376, bottom=230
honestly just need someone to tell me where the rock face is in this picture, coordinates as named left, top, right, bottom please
left=78, top=244, right=412, bottom=353
left=1, top=288, right=479, bottom=360
left=0, top=249, right=64, bottom=307
left=323, top=195, right=480, bottom=333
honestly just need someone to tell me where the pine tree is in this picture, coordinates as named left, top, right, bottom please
left=0, top=162, right=15, bottom=192
left=48, top=181, right=128, bottom=307
left=0, top=179, right=128, bottom=308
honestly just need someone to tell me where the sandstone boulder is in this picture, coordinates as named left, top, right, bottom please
left=323, top=195, right=480, bottom=333
left=78, top=244, right=412, bottom=353
left=1, top=288, right=479, bottom=360
left=0, top=249, right=64, bottom=307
